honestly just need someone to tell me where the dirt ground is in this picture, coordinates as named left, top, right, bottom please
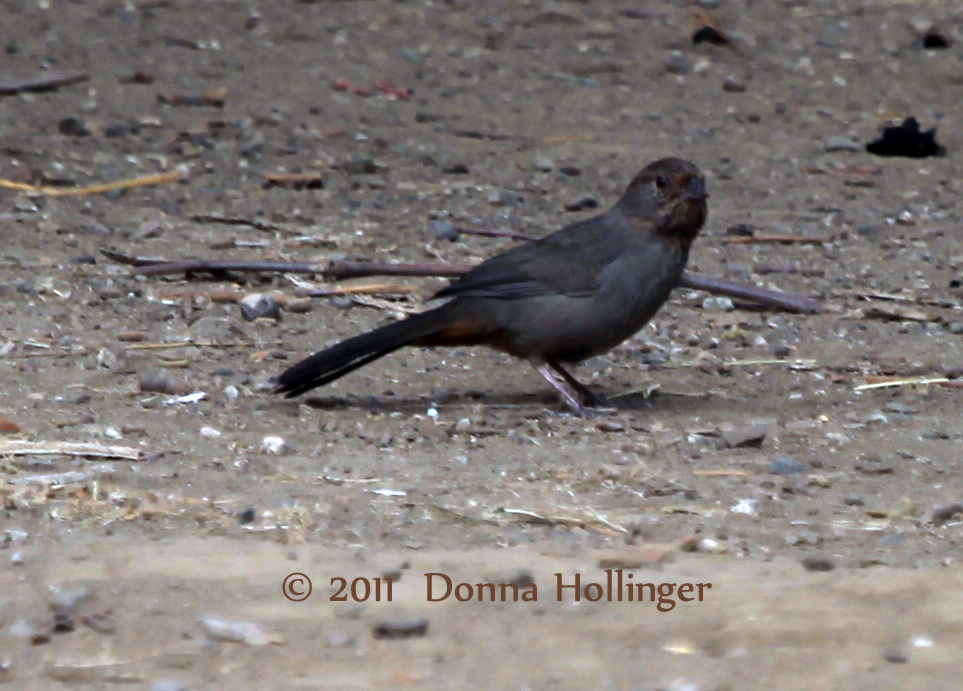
left=2, top=0, right=963, bottom=688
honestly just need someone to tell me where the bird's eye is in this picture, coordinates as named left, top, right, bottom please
left=654, top=176, right=668, bottom=190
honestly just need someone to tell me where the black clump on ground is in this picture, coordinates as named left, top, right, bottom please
left=692, top=26, right=729, bottom=46
left=865, top=117, right=946, bottom=158
left=922, top=31, right=950, bottom=49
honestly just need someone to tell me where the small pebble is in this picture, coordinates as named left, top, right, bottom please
left=702, top=296, right=734, bottom=311
left=285, top=298, right=313, bottom=313
left=342, top=155, right=384, bottom=175
left=801, top=555, right=835, bottom=572
left=932, top=502, right=963, bottom=523
left=198, top=616, right=284, bottom=646
left=768, top=457, right=804, bottom=475
left=239, top=293, right=281, bottom=321
left=330, top=295, right=355, bottom=310
left=49, top=586, right=90, bottom=617
left=722, top=422, right=768, bottom=448
left=327, top=630, right=355, bottom=647
left=199, top=426, right=221, bottom=439
left=81, top=613, right=116, bottom=635
left=428, top=219, right=460, bottom=242
left=722, top=75, right=747, bottom=93
left=8, top=620, right=34, bottom=639
left=824, top=136, right=861, bottom=152
left=68, top=391, right=92, bottom=405
left=259, top=436, right=286, bottom=454
left=563, top=196, right=598, bottom=212
left=771, top=342, right=792, bottom=357
left=697, top=538, right=727, bottom=554
left=664, top=52, right=691, bottom=75
left=58, top=116, right=89, bottom=136
left=372, top=618, right=429, bottom=640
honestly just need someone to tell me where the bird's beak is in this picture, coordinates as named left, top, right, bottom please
left=679, top=177, right=709, bottom=201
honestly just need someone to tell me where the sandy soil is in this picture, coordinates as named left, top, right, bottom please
left=2, top=0, right=963, bottom=688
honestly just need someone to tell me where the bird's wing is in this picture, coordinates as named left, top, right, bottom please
left=433, top=211, right=628, bottom=300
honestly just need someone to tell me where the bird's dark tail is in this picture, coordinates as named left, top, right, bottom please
left=274, top=306, right=455, bottom=398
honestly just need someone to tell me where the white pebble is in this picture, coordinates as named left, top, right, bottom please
left=702, top=296, right=735, bottom=311
left=370, top=488, right=407, bottom=497
left=104, top=427, right=122, bottom=439
left=199, top=426, right=222, bottom=438
left=259, top=436, right=286, bottom=454
left=698, top=538, right=727, bottom=554
left=165, top=392, right=206, bottom=405
left=223, top=384, right=240, bottom=400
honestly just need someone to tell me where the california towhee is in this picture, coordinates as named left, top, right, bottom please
left=276, top=158, right=708, bottom=414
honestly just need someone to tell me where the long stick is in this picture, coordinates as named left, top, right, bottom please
left=134, top=259, right=321, bottom=276
left=679, top=271, right=819, bottom=314
left=0, top=70, right=89, bottom=96
left=129, top=256, right=819, bottom=313
left=0, top=170, right=184, bottom=197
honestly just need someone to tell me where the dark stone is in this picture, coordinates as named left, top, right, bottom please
left=768, top=457, right=804, bottom=475
left=58, top=116, right=89, bottom=136
left=800, top=555, right=835, bottom=572
left=866, top=117, right=945, bottom=158
left=372, top=618, right=428, bottom=639
left=564, top=196, right=598, bottom=212
left=921, top=31, right=950, bottom=49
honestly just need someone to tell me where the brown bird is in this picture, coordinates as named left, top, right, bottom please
left=275, top=158, right=708, bottom=415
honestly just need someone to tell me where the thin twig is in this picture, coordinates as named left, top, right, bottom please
left=125, top=341, right=260, bottom=351
left=0, top=170, right=185, bottom=197
left=721, top=232, right=835, bottom=245
left=692, top=469, right=750, bottom=477
left=126, top=257, right=820, bottom=314
left=0, top=440, right=144, bottom=460
left=0, top=70, right=89, bottom=96
left=456, top=226, right=536, bottom=241
left=293, top=283, right=419, bottom=298
left=134, top=259, right=322, bottom=276
left=855, top=376, right=951, bottom=391
left=190, top=214, right=296, bottom=233
left=322, top=260, right=470, bottom=280
left=678, top=271, right=820, bottom=314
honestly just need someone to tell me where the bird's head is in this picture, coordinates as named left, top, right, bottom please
left=618, top=158, right=708, bottom=248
